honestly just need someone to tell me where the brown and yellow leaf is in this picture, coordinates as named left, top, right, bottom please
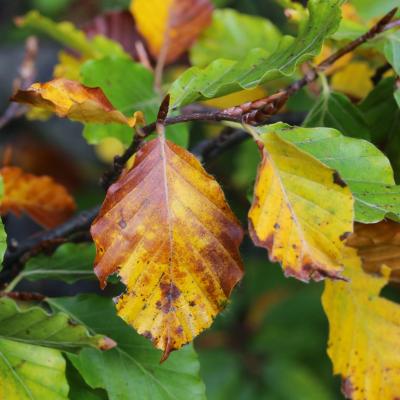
left=323, top=246, right=400, bottom=400
left=0, top=166, right=76, bottom=228
left=131, top=0, right=213, bottom=64
left=248, top=129, right=354, bottom=281
left=11, top=78, right=144, bottom=127
left=348, top=221, right=400, bottom=283
left=91, top=136, right=243, bottom=360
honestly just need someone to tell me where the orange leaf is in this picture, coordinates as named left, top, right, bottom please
left=11, top=78, right=144, bottom=127
left=0, top=166, right=76, bottom=228
left=348, top=221, right=400, bottom=283
left=91, top=136, right=243, bottom=360
left=131, top=0, right=213, bottom=64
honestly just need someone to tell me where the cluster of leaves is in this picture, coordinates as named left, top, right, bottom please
left=1, top=0, right=400, bottom=399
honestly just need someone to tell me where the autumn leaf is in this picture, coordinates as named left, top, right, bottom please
left=11, top=78, right=144, bottom=127
left=131, top=0, right=213, bottom=64
left=0, top=166, right=76, bottom=228
left=347, top=221, right=400, bottom=283
left=248, top=129, right=354, bottom=282
left=91, top=135, right=243, bottom=360
left=322, top=246, right=400, bottom=400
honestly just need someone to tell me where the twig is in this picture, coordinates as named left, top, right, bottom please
left=0, top=36, right=38, bottom=130
left=0, top=291, right=46, bottom=302
left=101, top=8, right=399, bottom=189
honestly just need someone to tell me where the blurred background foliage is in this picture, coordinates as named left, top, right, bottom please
left=1, top=0, right=398, bottom=399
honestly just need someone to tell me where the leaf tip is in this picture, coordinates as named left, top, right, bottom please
left=98, top=336, right=117, bottom=351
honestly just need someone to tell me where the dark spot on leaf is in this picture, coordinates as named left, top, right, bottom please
left=189, top=300, right=196, bottom=307
left=341, top=377, right=354, bottom=398
left=274, top=223, right=280, bottom=230
left=68, top=319, right=78, bottom=326
left=118, top=219, right=127, bottom=229
left=175, top=326, right=183, bottom=335
left=143, top=331, right=153, bottom=340
left=340, top=232, right=351, bottom=241
left=333, top=171, right=347, bottom=188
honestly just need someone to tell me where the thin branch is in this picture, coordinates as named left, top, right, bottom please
left=102, top=8, right=399, bottom=189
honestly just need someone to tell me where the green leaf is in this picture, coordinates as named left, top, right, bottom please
left=350, top=0, right=400, bottom=21
left=304, top=91, right=371, bottom=139
left=81, top=57, right=189, bottom=148
left=169, top=0, right=344, bottom=109
left=0, top=338, right=68, bottom=400
left=49, top=294, right=206, bottom=400
left=21, top=243, right=95, bottom=284
left=190, top=9, right=281, bottom=67
left=258, top=123, right=400, bottom=223
left=384, top=31, right=400, bottom=76
left=17, top=11, right=128, bottom=59
left=0, top=297, right=113, bottom=352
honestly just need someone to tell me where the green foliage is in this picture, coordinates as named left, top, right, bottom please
left=0, top=338, right=69, bottom=400
left=22, top=243, right=95, bottom=284
left=258, top=123, right=400, bottom=223
left=81, top=58, right=189, bottom=147
left=169, top=0, right=344, bottom=109
left=190, top=9, right=281, bottom=67
left=304, top=90, right=371, bottom=139
left=49, top=295, right=206, bottom=400
left=18, top=11, right=128, bottom=59
left=0, top=297, right=110, bottom=351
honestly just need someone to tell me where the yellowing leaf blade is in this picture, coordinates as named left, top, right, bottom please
left=0, top=166, right=76, bottom=229
left=91, top=137, right=243, bottom=360
left=248, top=131, right=354, bottom=281
left=11, top=79, right=144, bottom=127
left=131, top=0, right=213, bottom=64
left=323, top=247, right=400, bottom=400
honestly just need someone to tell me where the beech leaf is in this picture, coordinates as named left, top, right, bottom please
left=91, top=136, right=243, bottom=360
left=11, top=78, right=144, bottom=127
left=130, top=0, right=213, bottom=64
left=0, top=166, right=76, bottom=229
left=248, top=129, right=353, bottom=281
left=322, top=246, right=400, bottom=400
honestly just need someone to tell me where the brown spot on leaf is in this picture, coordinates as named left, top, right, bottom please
left=333, top=171, right=347, bottom=188
left=340, top=231, right=351, bottom=241
left=341, top=377, right=354, bottom=399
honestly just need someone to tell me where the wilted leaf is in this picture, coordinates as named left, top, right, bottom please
left=0, top=338, right=68, bottom=400
left=81, top=58, right=189, bottom=147
left=169, top=0, right=344, bottom=109
left=248, top=128, right=353, bottom=282
left=271, top=123, right=400, bottom=223
left=91, top=135, right=243, bottom=359
left=50, top=294, right=207, bottom=400
left=0, top=166, right=76, bottom=229
left=347, top=221, right=400, bottom=283
left=0, top=297, right=114, bottom=352
left=190, top=9, right=281, bottom=67
left=16, top=10, right=128, bottom=59
left=21, top=243, right=95, bottom=284
left=304, top=91, right=371, bottom=139
left=131, top=0, right=213, bottom=64
left=11, top=78, right=144, bottom=128
left=322, top=246, right=400, bottom=400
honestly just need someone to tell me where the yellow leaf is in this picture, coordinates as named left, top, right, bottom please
left=348, top=221, right=400, bottom=284
left=95, top=137, right=125, bottom=164
left=53, top=51, right=83, bottom=81
left=202, top=87, right=268, bottom=109
left=331, top=61, right=374, bottom=99
left=248, top=130, right=354, bottom=281
left=0, top=166, right=76, bottom=228
left=91, top=136, right=244, bottom=360
left=131, top=0, right=213, bottom=64
left=322, top=247, right=400, bottom=400
left=11, top=78, right=145, bottom=127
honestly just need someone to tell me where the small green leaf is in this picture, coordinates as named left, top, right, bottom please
left=304, top=91, right=371, bottom=139
left=350, top=0, right=400, bottom=21
left=17, top=11, right=128, bottom=59
left=49, top=294, right=206, bottom=400
left=0, top=338, right=68, bottom=400
left=260, top=123, right=400, bottom=223
left=0, top=297, right=114, bottom=352
left=81, top=57, right=189, bottom=148
left=384, top=30, right=400, bottom=76
left=169, top=0, right=344, bottom=108
left=22, top=243, right=95, bottom=284
left=190, top=9, right=281, bottom=67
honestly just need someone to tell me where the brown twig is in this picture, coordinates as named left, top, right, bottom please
left=0, top=36, right=38, bottom=130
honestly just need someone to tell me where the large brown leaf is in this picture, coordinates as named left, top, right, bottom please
left=91, top=136, right=243, bottom=360
left=0, top=166, right=76, bottom=228
left=130, top=0, right=213, bottom=64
